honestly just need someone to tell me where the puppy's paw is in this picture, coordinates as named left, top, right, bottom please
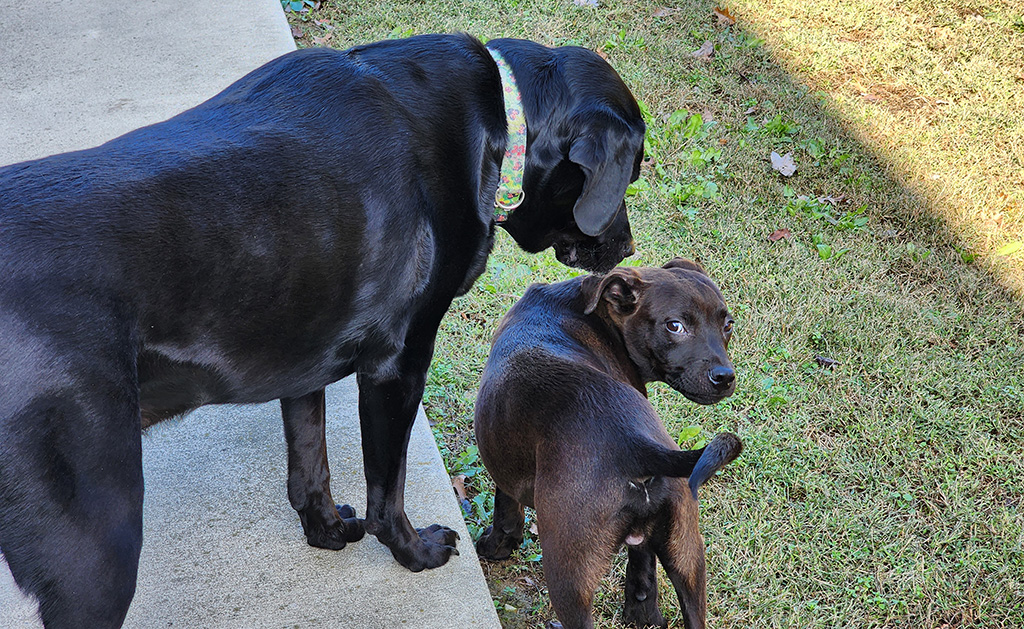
left=475, top=525, right=522, bottom=561
left=623, top=601, right=667, bottom=629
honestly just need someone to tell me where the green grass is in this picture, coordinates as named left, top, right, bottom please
left=288, top=1, right=1024, bottom=626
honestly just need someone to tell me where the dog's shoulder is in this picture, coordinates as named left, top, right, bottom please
left=489, top=276, right=621, bottom=374
left=494, top=278, right=584, bottom=340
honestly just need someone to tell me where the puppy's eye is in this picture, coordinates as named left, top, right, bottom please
left=724, top=320, right=734, bottom=334
left=666, top=320, right=686, bottom=335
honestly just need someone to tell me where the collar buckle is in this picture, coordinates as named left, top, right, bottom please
left=495, top=189, right=524, bottom=210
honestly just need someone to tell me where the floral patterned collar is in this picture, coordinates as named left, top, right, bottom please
left=486, top=47, right=527, bottom=223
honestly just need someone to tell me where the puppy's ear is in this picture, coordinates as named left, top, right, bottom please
left=569, top=126, right=642, bottom=237
left=662, top=257, right=707, bottom=276
left=583, top=267, right=646, bottom=315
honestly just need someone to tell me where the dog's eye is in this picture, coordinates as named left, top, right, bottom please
left=666, top=320, right=686, bottom=335
left=724, top=320, right=734, bottom=335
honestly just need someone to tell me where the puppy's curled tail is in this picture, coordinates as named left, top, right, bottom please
left=638, top=433, right=743, bottom=498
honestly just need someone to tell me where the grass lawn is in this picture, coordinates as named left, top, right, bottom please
left=286, top=1, right=1023, bottom=626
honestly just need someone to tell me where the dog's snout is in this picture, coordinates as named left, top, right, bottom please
left=625, top=239, right=636, bottom=257
left=708, top=365, right=735, bottom=389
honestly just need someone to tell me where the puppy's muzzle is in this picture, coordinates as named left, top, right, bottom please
left=708, top=365, right=735, bottom=392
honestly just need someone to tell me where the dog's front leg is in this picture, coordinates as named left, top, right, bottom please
left=475, top=487, right=525, bottom=560
left=623, top=546, right=667, bottom=628
left=356, top=368, right=459, bottom=571
left=281, top=390, right=365, bottom=550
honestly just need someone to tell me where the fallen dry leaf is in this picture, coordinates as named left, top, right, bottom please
left=451, top=475, right=468, bottom=501
left=692, top=41, right=715, bottom=60
left=768, top=228, right=792, bottom=242
left=451, top=475, right=471, bottom=516
left=714, top=6, right=737, bottom=26
left=817, top=194, right=847, bottom=206
left=770, top=151, right=796, bottom=177
left=529, top=521, right=539, bottom=535
left=815, top=355, right=840, bottom=369
left=997, top=242, right=1023, bottom=256
left=290, top=25, right=305, bottom=38
left=653, top=7, right=679, bottom=17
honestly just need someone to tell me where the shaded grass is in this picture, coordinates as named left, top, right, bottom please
left=288, top=0, right=1024, bottom=626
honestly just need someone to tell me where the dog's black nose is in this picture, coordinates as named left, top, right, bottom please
left=708, top=366, right=735, bottom=389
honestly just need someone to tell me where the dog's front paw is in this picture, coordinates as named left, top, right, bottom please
left=623, top=599, right=666, bottom=629
left=475, top=525, right=522, bottom=561
left=417, top=523, right=460, bottom=548
left=387, top=524, right=460, bottom=572
left=304, top=504, right=365, bottom=549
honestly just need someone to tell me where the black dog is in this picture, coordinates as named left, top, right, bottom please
left=0, top=34, right=645, bottom=627
left=474, top=259, right=742, bottom=629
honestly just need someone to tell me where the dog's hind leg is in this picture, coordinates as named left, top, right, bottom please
left=0, top=337, right=144, bottom=628
left=535, top=482, right=621, bottom=629
left=623, top=546, right=667, bottom=628
left=475, top=487, right=525, bottom=560
left=651, top=495, right=706, bottom=629
left=281, top=389, right=365, bottom=550
left=536, top=521, right=612, bottom=629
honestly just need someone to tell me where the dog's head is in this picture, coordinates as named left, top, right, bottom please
left=487, top=40, right=645, bottom=273
left=582, top=258, right=736, bottom=404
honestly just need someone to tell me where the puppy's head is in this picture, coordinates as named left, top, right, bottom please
left=488, top=40, right=646, bottom=273
left=582, top=258, right=736, bottom=404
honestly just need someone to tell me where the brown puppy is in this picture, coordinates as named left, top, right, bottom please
left=474, top=258, right=742, bottom=629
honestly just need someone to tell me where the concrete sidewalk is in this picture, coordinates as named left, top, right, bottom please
left=0, top=1, right=499, bottom=626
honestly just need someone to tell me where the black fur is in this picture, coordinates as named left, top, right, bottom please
left=0, top=34, right=644, bottom=628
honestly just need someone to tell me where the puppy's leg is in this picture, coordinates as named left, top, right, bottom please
left=652, top=495, right=706, bottom=629
left=623, top=546, right=667, bottom=628
left=536, top=483, right=619, bottom=629
left=538, top=523, right=611, bottom=629
left=357, top=361, right=459, bottom=571
left=0, top=348, right=143, bottom=628
left=281, top=389, right=364, bottom=550
left=475, top=487, right=525, bottom=560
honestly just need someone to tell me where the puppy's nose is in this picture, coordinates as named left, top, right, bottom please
left=708, top=366, right=735, bottom=389
left=624, top=239, right=636, bottom=257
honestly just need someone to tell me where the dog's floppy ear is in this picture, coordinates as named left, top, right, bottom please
left=583, top=267, right=646, bottom=315
left=569, top=127, right=641, bottom=237
left=662, top=257, right=707, bottom=275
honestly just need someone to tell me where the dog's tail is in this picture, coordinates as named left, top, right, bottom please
left=638, top=432, right=743, bottom=498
